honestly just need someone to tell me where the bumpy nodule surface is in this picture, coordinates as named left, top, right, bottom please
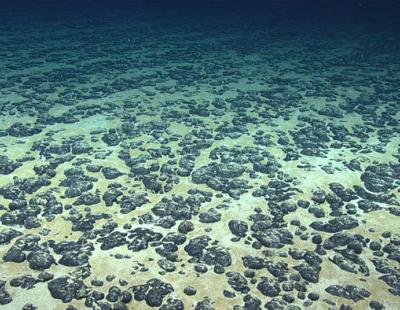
left=0, top=2, right=399, bottom=310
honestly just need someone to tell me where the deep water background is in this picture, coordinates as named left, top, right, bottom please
left=1, top=1, right=399, bottom=78
left=1, top=0, right=399, bottom=84
left=2, top=1, right=400, bottom=31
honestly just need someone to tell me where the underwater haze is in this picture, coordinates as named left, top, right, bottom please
left=0, top=0, right=400, bottom=309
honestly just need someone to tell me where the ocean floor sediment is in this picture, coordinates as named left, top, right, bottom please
left=0, top=5, right=400, bottom=310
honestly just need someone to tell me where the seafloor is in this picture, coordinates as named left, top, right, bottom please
left=0, top=2, right=400, bottom=310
